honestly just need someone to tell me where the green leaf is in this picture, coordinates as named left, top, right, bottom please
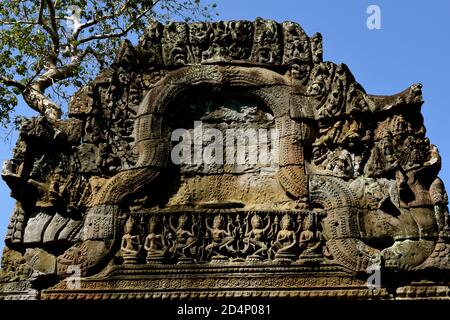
left=0, top=0, right=217, bottom=124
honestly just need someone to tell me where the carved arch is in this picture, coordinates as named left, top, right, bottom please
left=59, top=65, right=313, bottom=276
left=91, top=65, right=305, bottom=206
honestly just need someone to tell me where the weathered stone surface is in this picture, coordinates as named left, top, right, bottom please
left=1, top=19, right=449, bottom=300
left=23, top=248, right=56, bottom=276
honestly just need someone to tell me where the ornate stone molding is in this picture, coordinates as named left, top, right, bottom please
left=1, top=19, right=449, bottom=300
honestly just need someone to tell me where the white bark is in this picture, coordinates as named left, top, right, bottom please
left=21, top=49, right=90, bottom=120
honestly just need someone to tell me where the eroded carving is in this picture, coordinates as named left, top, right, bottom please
left=1, top=19, right=449, bottom=301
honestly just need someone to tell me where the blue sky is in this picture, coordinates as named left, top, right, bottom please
left=0, top=0, right=449, bottom=252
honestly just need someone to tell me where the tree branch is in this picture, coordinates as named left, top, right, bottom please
left=20, top=48, right=92, bottom=120
left=73, top=0, right=163, bottom=41
left=0, top=21, right=37, bottom=25
left=45, top=0, right=60, bottom=60
left=0, top=76, right=25, bottom=91
left=37, top=0, right=59, bottom=67
left=38, top=0, right=45, bottom=23
left=32, top=47, right=92, bottom=92
left=74, top=1, right=133, bottom=38
left=78, top=4, right=155, bottom=45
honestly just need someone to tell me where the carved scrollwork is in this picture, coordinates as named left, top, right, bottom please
left=1, top=19, right=449, bottom=301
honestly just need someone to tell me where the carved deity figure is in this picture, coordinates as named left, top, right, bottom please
left=144, top=218, right=167, bottom=263
left=169, top=214, right=198, bottom=262
left=189, top=22, right=211, bottom=63
left=314, top=120, right=342, bottom=146
left=207, top=21, right=229, bottom=60
left=205, top=215, right=234, bottom=261
left=340, top=118, right=363, bottom=144
left=379, top=134, right=399, bottom=170
left=298, top=213, right=325, bottom=263
left=228, top=21, right=252, bottom=59
left=271, top=214, right=297, bottom=260
left=325, top=148, right=354, bottom=178
left=121, top=216, right=141, bottom=264
left=254, top=19, right=279, bottom=64
left=243, top=214, right=271, bottom=260
left=365, top=133, right=399, bottom=176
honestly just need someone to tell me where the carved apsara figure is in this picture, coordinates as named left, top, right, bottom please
left=121, top=216, right=141, bottom=264
left=169, top=214, right=198, bottom=263
left=298, top=213, right=325, bottom=263
left=205, top=214, right=234, bottom=261
left=243, top=214, right=271, bottom=260
left=271, top=214, right=297, bottom=261
left=144, top=217, right=168, bottom=263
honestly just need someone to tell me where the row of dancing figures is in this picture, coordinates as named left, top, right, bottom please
left=204, top=213, right=328, bottom=263
left=204, top=214, right=291, bottom=261
left=120, top=212, right=328, bottom=264
left=120, top=214, right=198, bottom=264
left=243, top=213, right=327, bottom=262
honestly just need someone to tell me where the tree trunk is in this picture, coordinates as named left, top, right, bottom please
left=20, top=52, right=89, bottom=120
left=22, top=85, right=62, bottom=119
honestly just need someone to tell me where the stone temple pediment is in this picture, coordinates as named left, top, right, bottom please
left=1, top=19, right=449, bottom=300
